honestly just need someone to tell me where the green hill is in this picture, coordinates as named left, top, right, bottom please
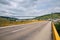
left=0, top=16, right=19, bottom=27
left=34, top=13, right=60, bottom=20
left=0, top=16, right=18, bottom=21
left=0, top=16, right=33, bottom=27
left=34, top=12, right=60, bottom=36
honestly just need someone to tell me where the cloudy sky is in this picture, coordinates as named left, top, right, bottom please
left=0, top=0, right=60, bottom=19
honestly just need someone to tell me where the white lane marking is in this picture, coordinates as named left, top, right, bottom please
left=0, top=22, right=48, bottom=37
left=11, top=29, right=22, bottom=33
left=11, top=25, right=31, bottom=33
left=0, top=27, right=28, bottom=36
left=11, top=22, right=48, bottom=33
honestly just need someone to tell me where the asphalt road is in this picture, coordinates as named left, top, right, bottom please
left=0, top=21, right=52, bottom=40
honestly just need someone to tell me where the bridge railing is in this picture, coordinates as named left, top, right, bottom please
left=52, top=23, right=60, bottom=40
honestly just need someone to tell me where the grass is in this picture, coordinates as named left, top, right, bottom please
left=0, top=20, right=33, bottom=27
left=0, top=16, right=35, bottom=27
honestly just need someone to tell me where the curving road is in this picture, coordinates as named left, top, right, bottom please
left=0, top=21, right=52, bottom=40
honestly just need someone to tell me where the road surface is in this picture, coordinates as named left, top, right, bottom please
left=0, top=21, right=52, bottom=40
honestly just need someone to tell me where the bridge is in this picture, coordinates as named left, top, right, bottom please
left=0, top=21, right=60, bottom=40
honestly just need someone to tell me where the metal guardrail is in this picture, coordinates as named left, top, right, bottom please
left=52, top=23, right=60, bottom=40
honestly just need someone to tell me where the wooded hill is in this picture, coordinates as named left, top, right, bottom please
left=34, top=13, right=60, bottom=20
left=0, top=16, right=19, bottom=26
left=0, top=16, right=18, bottom=21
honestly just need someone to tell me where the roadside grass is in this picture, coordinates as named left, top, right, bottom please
left=0, top=19, right=37, bottom=27
left=0, top=16, right=39, bottom=27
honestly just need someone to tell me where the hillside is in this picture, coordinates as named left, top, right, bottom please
left=0, top=16, right=19, bottom=27
left=0, top=16, right=18, bottom=21
left=0, top=16, right=33, bottom=27
left=34, top=13, right=60, bottom=36
left=34, top=13, right=60, bottom=20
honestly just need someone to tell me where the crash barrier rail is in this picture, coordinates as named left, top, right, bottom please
left=52, top=23, right=60, bottom=40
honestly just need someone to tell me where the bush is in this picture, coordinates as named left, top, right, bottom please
left=55, top=22, right=60, bottom=36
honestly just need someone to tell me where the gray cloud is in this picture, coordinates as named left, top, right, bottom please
left=0, top=0, right=60, bottom=19
left=0, top=0, right=10, bottom=5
